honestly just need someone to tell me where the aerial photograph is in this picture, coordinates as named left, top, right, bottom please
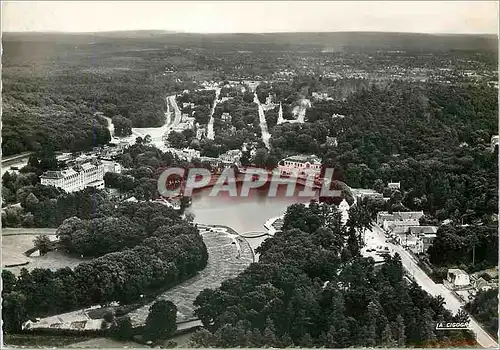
left=1, top=1, right=498, bottom=348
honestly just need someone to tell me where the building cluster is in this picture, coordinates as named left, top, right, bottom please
left=40, top=158, right=105, bottom=193
left=221, top=112, right=232, bottom=123
left=277, top=154, right=322, bottom=178
left=165, top=147, right=243, bottom=169
left=376, top=211, right=438, bottom=254
left=271, top=69, right=296, bottom=81
left=200, top=81, right=220, bottom=90
left=311, top=92, right=333, bottom=101
left=444, top=267, right=498, bottom=302
left=40, top=151, right=122, bottom=193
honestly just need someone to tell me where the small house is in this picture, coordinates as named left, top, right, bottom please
left=446, top=269, right=470, bottom=288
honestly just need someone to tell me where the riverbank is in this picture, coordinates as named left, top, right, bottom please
left=263, top=216, right=284, bottom=236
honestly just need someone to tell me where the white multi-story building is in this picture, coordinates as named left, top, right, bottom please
left=376, top=211, right=425, bottom=232
left=278, top=155, right=322, bottom=178
left=101, top=160, right=122, bottom=174
left=40, top=160, right=105, bottom=193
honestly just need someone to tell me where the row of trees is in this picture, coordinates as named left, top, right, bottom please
left=2, top=183, right=106, bottom=228
left=191, top=201, right=474, bottom=348
left=427, top=225, right=498, bottom=271
left=2, top=201, right=208, bottom=333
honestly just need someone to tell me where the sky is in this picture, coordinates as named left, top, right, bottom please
left=2, top=1, right=498, bottom=34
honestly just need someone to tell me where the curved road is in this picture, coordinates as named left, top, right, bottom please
left=2, top=152, right=33, bottom=176
left=130, top=95, right=178, bottom=149
left=167, top=94, right=181, bottom=130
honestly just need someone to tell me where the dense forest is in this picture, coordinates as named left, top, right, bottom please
left=2, top=39, right=202, bottom=156
left=427, top=225, right=498, bottom=272
left=191, top=202, right=475, bottom=348
left=466, top=289, right=499, bottom=338
left=2, top=200, right=208, bottom=333
left=267, top=81, right=498, bottom=225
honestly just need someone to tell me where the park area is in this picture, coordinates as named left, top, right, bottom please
left=2, top=234, right=85, bottom=275
left=128, top=226, right=254, bottom=326
left=3, top=225, right=254, bottom=338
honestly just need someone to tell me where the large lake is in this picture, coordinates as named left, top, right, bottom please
left=188, top=185, right=318, bottom=254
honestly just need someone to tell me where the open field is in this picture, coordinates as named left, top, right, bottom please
left=128, top=226, right=254, bottom=326
left=2, top=234, right=86, bottom=275
left=4, top=334, right=96, bottom=348
left=67, top=337, right=148, bottom=348
left=67, top=331, right=193, bottom=348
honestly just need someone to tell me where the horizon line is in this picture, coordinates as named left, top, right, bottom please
left=3, top=29, right=498, bottom=36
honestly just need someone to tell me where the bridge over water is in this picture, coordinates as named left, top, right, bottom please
left=240, top=231, right=270, bottom=239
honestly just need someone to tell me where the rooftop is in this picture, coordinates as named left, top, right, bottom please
left=448, top=268, right=468, bottom=276
left=40, top=171, right=64, bottom=179
left=284, top=154, right=321, bottom=164
left=409, top=226, right=438, bottom=234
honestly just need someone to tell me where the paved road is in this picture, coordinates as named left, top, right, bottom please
left=2, top=228, right=57, bottom=235
left=1, top=152, right=33, bottom=176
left=130, top=95, right=176, bottom=149
left=295, top=99, right=311, bottom=123
left=366, top=224, right=498, bottom=348
left=253, top=92, right=271, bottom=149
left=2, top=152, right=34, bottom=164
left=207, top=88, right=221, bottom=140
left=167, top=95, right=181, bottom=129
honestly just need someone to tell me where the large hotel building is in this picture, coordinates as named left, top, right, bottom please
left=40, top=159, right=105, bottom=193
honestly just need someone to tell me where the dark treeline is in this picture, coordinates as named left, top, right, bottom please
left=2, top=183, right=106, bottom=228
left=427, top=225, right=498, bottom=272
left=191, top=201, right=474, bottom=348
left=2, top=201, right=208, bottom=333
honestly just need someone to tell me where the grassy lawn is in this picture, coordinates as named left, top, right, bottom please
left=128, top=228, right=254, bottom=326
left=2, top=234, right=86, bottom=275
left=3, top=334, right=95, bottom=347
left=67, top=337, right=148, bottom=348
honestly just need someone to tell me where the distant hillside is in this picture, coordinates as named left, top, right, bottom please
left=3, top=31, right=497, bottom=53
